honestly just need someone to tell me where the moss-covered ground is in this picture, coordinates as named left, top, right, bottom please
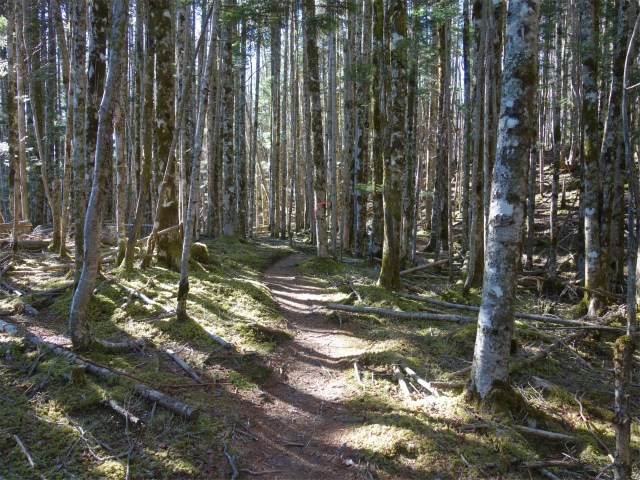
left=0, top=222, right=638, bottom=479
left=0, top=235, right=294, bottom=479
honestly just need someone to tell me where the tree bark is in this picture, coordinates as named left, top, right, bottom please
left=581, top=0, right=604, bottom=315
left=153, top=0, right=180, bottom=268
left=69, top=0, right=128, bottom=351
left=468, top=0, right=540, bottom=401
left=176, top=0, right=218, bottom=322
left=222, top=1, right=237, bottom=237
left=84, top=0, right=108, bottom=193
left=377, top=0, right=407, bottom=289
left=303, top=0, right=329, bottom=258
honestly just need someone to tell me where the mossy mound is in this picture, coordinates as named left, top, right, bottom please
left=190, top=242, right=210, bottom=263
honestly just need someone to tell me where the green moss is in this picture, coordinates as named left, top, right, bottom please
left=296, top=256, right=343, bottom=276
left=190, top=242, right=210, bottom=263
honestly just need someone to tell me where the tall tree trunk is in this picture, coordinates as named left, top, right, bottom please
left=52, top=0, right=72, bottom=257
left=222, top=1, right=236, bottom=236
left=581, top=0, right=604, bottom=315
left=467, top=0, right=540, bottom=401
left=237, top=19, right=248, bottom=239
left=248, top=33, right=261, bottom=238
left=302, top=16, right=315, bottom=244
left=153, top=0, right=180, bottom=268
left=463, top=0, right=487, bottom=291
left=71, top=0, right=87, bottom=284
left=69, top=0, right=128, bottom=351
left=303, top=0, right=328, bottom=258
left=125, top=1, right=155, bottom=270
left=378, top=0, right=407, bottom=289
left=270, top=17, right=281, bottom=237
left=176, top=0, right=218, bottom=322
left=280, top=17, right=289, bottom=240
left=461, top=0, right=472, bottom=256
left=369, top=0, right=385, bottom=260
left=19, top=0, right=59, bottom=247
left=601, top=0, right=630, bottom=292
left=84, top=0, right=108, bottom=193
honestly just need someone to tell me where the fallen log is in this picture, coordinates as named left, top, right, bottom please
left=400, top=258, right=449, bottom=276
left=0, top=220, right=32, bottom=234
left=429, top=381, right=465, bottom=390
left=166, top=348, right=204, bottom=384
left=326, top=303, right=475, bottom=323
left=393, top=365, right=411, bottom=398
left=1, top=281, right=25, bottom=296
left=0, top=319, right=199, bottom=421
left=509, top=330, right=587, bottom=374
left=15, top=239, right=50, bottom=250
left=515, top=426, right=576, bottom=442
left=394, top=292, right=624, bottom=332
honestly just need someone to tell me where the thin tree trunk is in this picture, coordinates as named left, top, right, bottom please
left=463, top=0, right=487, bottom=291
left=237, top=19, right=248, bottom=239
left=84, top=0, right=108, bottom=193
left=303, top=0, right=328, bottom=258
left=280, top=17, right=289, bottom=240
left=176, top=0, right=218, bottom=322
left=248, top=33, right=261, bottom=238
left=69, top=0, right=128, bottom=351
left=125, top=1, right=154, bottom=270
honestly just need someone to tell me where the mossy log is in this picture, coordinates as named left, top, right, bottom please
left=400, top=258, right=449, bottom=276
left=394, top=292, right=624, bottom=332
left=0, top=319, right=199, bottom=421
left=326, top=303, right=475, bottom=323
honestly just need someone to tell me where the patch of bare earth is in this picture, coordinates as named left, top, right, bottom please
left=234, top=252, right=370, bottom=479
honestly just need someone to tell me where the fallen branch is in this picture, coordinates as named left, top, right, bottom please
left=239, top=469, right=284, bottom=476
left=354, top=361, right=364, bottom=389
left=452, top=366, right=472, bottom=376
left=105, top=398, right=143, bottom=425
left=0, top=319, right=199, bottom=421
left=393, top=365, right=411, bottom=398
left=166, top=348, right=204, bottom=384
left=403, top=366, right=438, bottom=395
left=509, top=331, right=587, bottom=374
left=0, top=261, right=14, bottom=278
left=428, top=381, right=465, bottom=390
left=1, top=281, right=25, bottom=296
left=34, top=282, right=74, bottom=296
left=349, top=281, right=368, bottom=306
left=119, top=284, right=172, bottom=313
left=394, top=292, right=624, bottom=332
left=400, top=258, right=449, bottom=276
left=516, top=324, right=592, bottom=370
left=326, top=303, right=475, bottom=323
left=575, top=393, right=614, bottom=462
left=520, top=460, right=579, bottom=469
left=13, top=435, right=35, bottom=468
left=204, top=328, right=234, bottom=349
left=515, top=426, right=576, bottom=441
left=223, top=442, right=239, bottom=480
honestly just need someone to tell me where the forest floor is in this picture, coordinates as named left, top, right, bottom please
left=0, top=203, right=639, bottom=479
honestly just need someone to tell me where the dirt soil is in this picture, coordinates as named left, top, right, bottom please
left=234, top=252, right=371, bottom=479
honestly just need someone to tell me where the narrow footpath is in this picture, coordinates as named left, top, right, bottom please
left=238, top=252, right=368, bottom=479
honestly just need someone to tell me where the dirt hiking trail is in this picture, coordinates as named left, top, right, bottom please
left=236, top=252, right=371, bottom=479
